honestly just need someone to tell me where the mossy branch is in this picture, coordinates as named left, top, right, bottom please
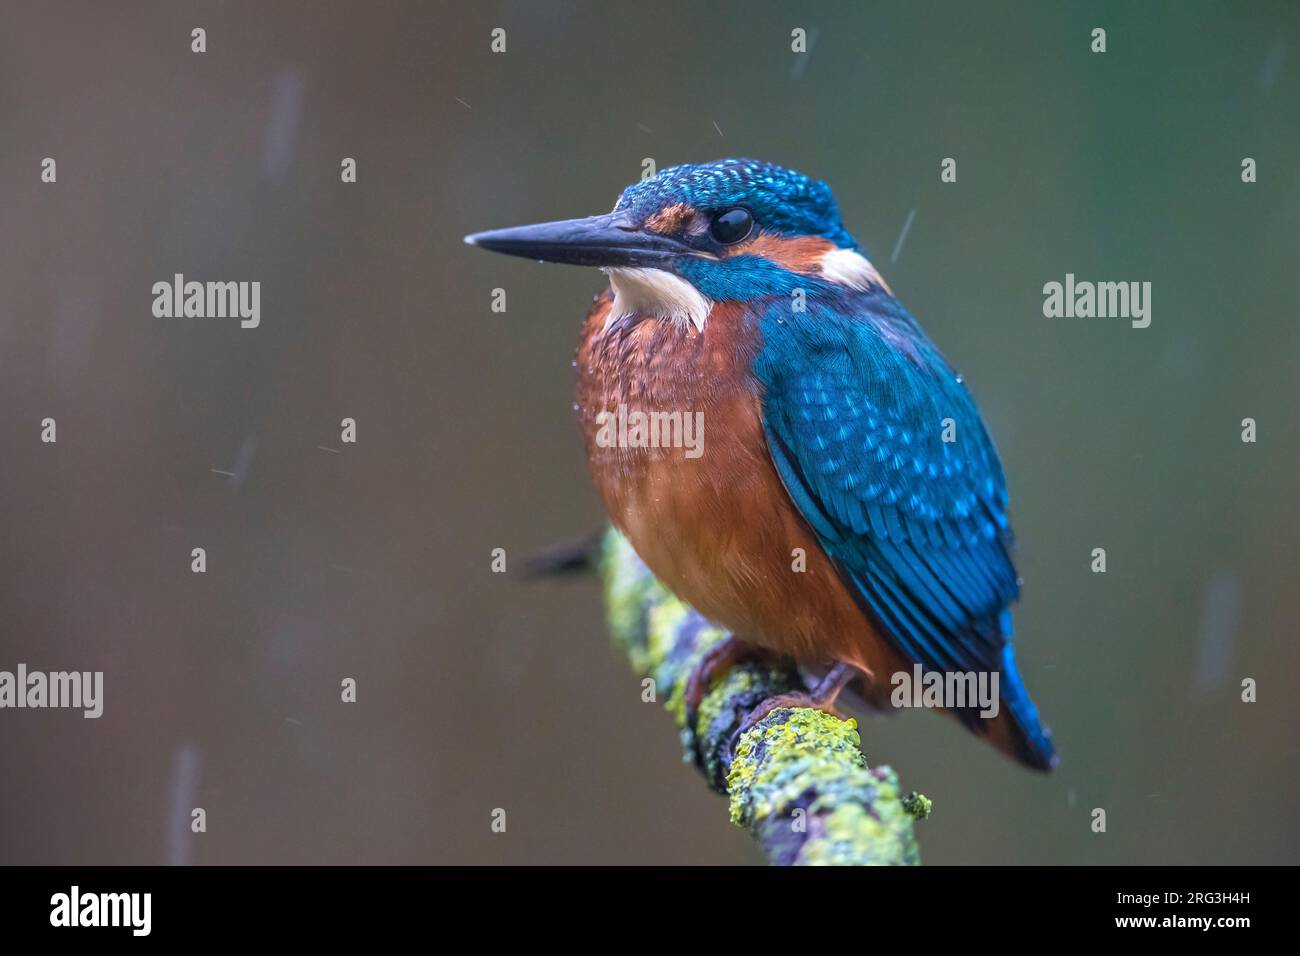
left=599, top=529, right=927, bottom=866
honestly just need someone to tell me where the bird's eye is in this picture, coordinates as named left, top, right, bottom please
left=709, top=208, right=754, bottom=245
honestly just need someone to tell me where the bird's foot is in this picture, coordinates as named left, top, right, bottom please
left=730, top=662, right=858, bottom=748
left=683, top=636, right=768, bottom=731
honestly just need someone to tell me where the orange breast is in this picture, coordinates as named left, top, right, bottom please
left=574, top=292, right=906, bottom=688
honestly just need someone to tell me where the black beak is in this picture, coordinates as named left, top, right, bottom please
left=464, top=213, right=697, bottom=268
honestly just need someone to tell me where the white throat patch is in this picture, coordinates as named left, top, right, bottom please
left=604, top=267, right=713, bottom=334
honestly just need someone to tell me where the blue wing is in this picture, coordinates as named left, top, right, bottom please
left=754, top=293, right=1054, bottom=766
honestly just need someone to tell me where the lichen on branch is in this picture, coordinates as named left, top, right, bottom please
left=600, top=529, right=926, bottom=865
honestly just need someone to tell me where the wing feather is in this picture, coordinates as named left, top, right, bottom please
left=754, top=295, right=1019, bottom=679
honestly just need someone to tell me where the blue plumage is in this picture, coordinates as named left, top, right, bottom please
left=677, top=254, right=839, bottom=301
left=615, top=158, right=858, bottom=249
left=755, top=293, right=1057, bottom=768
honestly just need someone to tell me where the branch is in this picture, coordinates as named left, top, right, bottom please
left=599, top=529, right=929, bottom=865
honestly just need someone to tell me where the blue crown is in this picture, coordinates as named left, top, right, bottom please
left=615, top=158, right=856, bottom=249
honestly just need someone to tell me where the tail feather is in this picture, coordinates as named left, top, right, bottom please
left=841, top=643, right=1059, bottom=772
left=988, top=644, right=1058, bottom=771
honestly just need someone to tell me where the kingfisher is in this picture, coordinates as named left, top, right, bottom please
left=466, top=158, right=1057, bottom=770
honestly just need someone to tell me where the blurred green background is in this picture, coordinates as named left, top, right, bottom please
left=1, top=1, right=1296, bottom=865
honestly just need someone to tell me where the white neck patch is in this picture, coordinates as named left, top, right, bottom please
left=819, top=247, right=891, bottom=293
left=604, top=267, right=713, bottom=334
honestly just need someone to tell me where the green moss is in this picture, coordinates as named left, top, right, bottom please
left=644, top=596, right=703, bottom=673
left=600, top=531, right=650, bottom=659
left=601, top=528, right=922, bottom=866
left=687, top=660, right=758, bottom=731
left=902, top=791, right=933, bottom=820
left=726, top=707, right=866, bottom=825
left=725, top=707, right=920, bottom=865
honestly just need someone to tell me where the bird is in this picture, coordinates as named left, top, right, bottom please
left=466, top=158, right=1057, bottom=770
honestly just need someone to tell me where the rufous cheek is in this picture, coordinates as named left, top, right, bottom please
left=729, top=232, right=838, bottom=274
